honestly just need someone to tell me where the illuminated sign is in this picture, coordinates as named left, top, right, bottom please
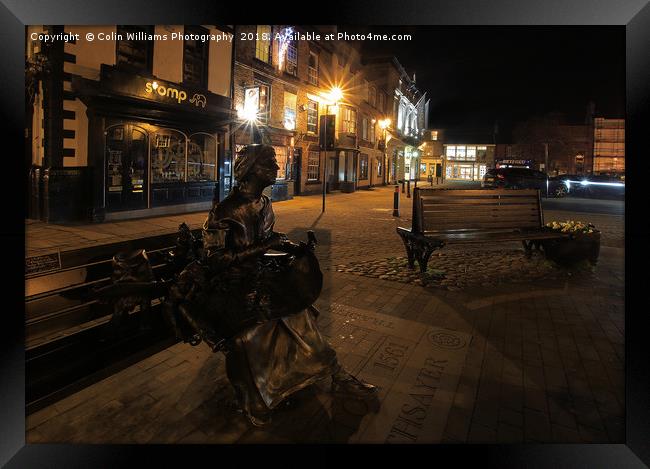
left=145, top=81, right=187, bottom=104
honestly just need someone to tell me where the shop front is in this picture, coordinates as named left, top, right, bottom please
left=74, top=66, right=232, bottom=221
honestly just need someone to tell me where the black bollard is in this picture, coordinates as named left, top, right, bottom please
left=407, top=180, right=411, bottom=198
left=393, top=185, right=400, bottom=217
left=401, top=180, right=405, bottom=193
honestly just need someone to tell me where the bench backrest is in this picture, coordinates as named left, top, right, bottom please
left=412, top=188, right=544, bottom=234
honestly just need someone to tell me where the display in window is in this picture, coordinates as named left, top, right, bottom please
left=107, top=148, right=123, bottom=191
left=187, top=133, right=217, bottom=182
left=151, top=130, right=186, bottom=183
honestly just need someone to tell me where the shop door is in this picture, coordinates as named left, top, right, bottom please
left=105, top=124, right=148, bottom=211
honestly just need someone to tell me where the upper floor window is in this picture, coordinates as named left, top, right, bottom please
left=307, top=100, right=318, bottom=134
left=378, top=92, right=385, bottom=112
left=283, top=91, right=297, bottom=130
left=361, top=116, right=369, bottom=140
left=243, top=83, right=270, bottom=123
left=308, top=51, right=319, bottom=85
left=368, top=86, right=377, bottom=107
left=284, top=39, right=298, bottom=76
left=116, top=25, right=153, bottom=73
left=183, top=25, right=209, bottom=88
left=255, top=25, right=272, bottom=64
left=341, top=106, right=357, bottom=135
left=370, top=120, right=376, bottom=143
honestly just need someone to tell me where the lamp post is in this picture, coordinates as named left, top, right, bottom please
left=322, top=86, right=343, bottom=213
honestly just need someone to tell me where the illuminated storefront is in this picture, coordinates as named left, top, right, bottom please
left=443, top=144, right=494, bottom=181
left=75, top=66, right=231, bottom=220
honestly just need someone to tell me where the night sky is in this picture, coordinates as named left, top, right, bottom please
left=342, top=26, right=625, bottom=141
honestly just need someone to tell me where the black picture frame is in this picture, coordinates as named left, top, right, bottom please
left=5, top=0, right=649, bottom=466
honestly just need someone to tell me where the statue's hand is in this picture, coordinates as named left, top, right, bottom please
left=266, top=232, right=289, bottom=250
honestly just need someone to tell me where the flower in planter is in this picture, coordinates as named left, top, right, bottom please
left=545, top=220, right=597, bottom=234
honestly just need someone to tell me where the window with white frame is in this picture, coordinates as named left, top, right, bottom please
left=285, top=39, right=297, bottom=76
left=255, top=25, right=272, bottom=64
left=370, top=120, right=376, bottom=143
left=456, top=145, right=466, bottom=159
left=307, top=100, right=318, bottom=134
left=307, top=151, right=320, bottom=181
left=244, top=83, right=270, bottom=123
left=342, top=106, right=357, bottom=134
left=361, top=116, right=369, bottom=140
left=445, top=146, right=456, bottom=159
left=308, top=51, right=318, bottom=85
left=369, top=86, right=377, bottom=107
left=466, top=146, right=477, bottom=160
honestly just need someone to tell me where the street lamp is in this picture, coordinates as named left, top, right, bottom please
left=379, top=118, right=391, bottom=185
left=322, top=86, right=343, bottom=213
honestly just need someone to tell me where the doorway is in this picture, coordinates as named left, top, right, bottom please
left=105, top=124, right=148, bottom=211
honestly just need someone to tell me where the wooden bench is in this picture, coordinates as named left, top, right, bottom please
left=396, top=188, right=567, bottom=273
left=25, top=227, right=201, bottom=413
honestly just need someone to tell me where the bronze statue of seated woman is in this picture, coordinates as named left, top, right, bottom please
left=164, top=144, right=378, bottom=426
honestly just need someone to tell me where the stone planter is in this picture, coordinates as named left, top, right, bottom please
left=541, top=230, right=601, bottom=266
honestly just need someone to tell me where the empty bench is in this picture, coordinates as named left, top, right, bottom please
left=396, top=188, right=567, bottom=273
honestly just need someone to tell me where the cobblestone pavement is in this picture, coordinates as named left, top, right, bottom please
left=25, top=186, right=625, bottom=443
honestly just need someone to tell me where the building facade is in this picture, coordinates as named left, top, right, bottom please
left=364, top=57, right=428, bottom=184
left=232, top=25, right=394, bottom=200
left=502, top=114, right=594, bottom=176
left=27, top=25, right=233, bottom=223
left=592, top=117, right=624, bottom=174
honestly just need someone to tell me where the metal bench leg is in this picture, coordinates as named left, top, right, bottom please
left=398, top=232, right=417, bottom=269
left=522, top=240, right=534, bottom=257
left=417, top=244, right=437, bottom=273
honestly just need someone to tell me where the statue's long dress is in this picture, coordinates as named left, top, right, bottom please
left=203, top=190, right=338, bottom=416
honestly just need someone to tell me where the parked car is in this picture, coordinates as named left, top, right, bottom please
left=548, top=173, right=625, bottom=199
left=481, top=167, right=549, bottom=191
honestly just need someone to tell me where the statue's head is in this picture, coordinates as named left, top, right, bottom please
left=235, top=144, right=279, bottom=187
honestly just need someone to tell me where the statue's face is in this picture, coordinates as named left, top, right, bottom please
left=254, top=152, right=280, bottom=187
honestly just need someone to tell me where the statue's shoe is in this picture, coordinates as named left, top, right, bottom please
left=331, top=372, right=379, bottom=399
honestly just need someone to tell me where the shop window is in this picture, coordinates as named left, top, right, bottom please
left=183, top=25, right=209, bottom=88
left=359, top=154, right=369, bottom=180
left=255, top=25, right=272, bottom=64
left=420, top=163, right=427, bottom=175
left=151, top=128, right=187, bottom=183
left=466, top=146, right=477, bottom=160
left=341, top=106, right=357, bottom=135
left=377, top=161, right=382, bottom=177
left=187, top=133, right=217, bottom=182
left=477, top=146, right=487, bottom=160
left=283, top=92, right=297, bottom=130
left=446, top=146, right=456, bottom=159
left=308, top=51, right=319, bottom=85
left=456, top=146, right=466, bottom=159
left=307, top=100, right=318, bottom=134
left=274, top=146, right=288, bottom=180
left=307, top=151, right=320, bottom=181
left=116, top=25, right=153, bottom=73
